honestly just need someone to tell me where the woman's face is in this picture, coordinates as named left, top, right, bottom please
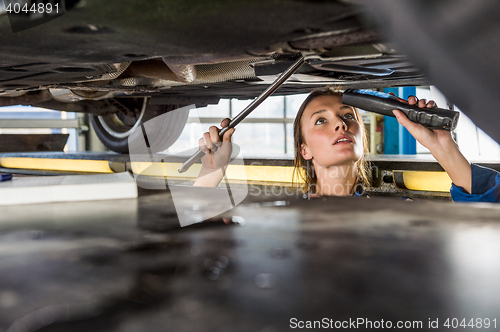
left=300, top=95, right=364, bottom=168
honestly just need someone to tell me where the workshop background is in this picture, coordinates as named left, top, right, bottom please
left=2, top=86, right=499, bottom=158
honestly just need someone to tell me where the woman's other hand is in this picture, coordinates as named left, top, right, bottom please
left=198, top=118, right=235, bottom=172
left=193, top=118, right=236, bottom=188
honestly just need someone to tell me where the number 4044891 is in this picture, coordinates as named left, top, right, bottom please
left=5, top=2, right=60, bottom=15
left=444, top=318, right=497, bottom=329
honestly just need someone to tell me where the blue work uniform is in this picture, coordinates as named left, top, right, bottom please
left=450, top=164, right=500, bottom=203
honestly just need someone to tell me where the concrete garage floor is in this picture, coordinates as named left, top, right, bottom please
left=0, top=184, right=499, bottom=331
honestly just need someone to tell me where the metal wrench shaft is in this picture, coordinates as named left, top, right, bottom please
left=178, top=55, right=305, bottom=173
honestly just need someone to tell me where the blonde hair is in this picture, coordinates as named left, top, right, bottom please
left=292, top=86, right=371, bottom=193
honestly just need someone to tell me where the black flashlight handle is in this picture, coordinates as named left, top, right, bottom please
left=342, top=89, right=459, bottom=131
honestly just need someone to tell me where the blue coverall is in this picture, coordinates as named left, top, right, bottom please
left=450, top=164, right=500, bottom=203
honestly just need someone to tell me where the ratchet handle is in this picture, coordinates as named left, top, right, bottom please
left=178, top=149, right=205, bottom=173
left=178, top=55, right=305, bottom=173
left=342, top=89, right=459, bottom=131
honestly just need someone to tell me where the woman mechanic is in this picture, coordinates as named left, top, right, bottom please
left=194, top=86, right=500, bottom=203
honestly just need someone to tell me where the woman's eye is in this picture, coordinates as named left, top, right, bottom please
left=314, top=118, right=326, bottom=125
left=344, top=113, right=355, bottom=120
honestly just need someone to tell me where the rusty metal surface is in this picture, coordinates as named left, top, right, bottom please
left=290, top=30, right=380, bottom=50
left=0, top=135, right=68, bottom=153
left=0, top=185, right=499, bottom=331
left=0, top=91, right=53, bottom=107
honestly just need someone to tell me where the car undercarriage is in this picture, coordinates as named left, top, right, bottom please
left=1, top=0, right=430, bottom=152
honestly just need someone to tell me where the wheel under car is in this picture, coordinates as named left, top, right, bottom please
left=89, top=98, right=189, bottom=153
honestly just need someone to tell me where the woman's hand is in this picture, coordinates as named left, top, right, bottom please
left=194, top=118, right=235, bottom=188
left=392, top=96, right=457, bottom=155
left=392, top=95, right=472, bottom=194
left=198, top=118, right=235, bottom=172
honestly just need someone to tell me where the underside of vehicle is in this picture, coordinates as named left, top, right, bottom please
left=0, top=0, right=430, bottom=152
left=1, top=0, right=499, bottom=152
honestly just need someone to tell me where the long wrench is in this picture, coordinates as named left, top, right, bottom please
left=178, top=55, right=305, bottom=173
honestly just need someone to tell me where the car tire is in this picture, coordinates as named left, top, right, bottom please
left=90, top=99, right=189, bottom=153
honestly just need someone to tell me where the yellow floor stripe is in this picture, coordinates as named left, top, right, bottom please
left=0, top=157, right=114, bottom=173
left=397, top=170, right=451, bottom=192
left=130, top=162, right=300, bottom=183
left=0, top=158, right=452, bottom=193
